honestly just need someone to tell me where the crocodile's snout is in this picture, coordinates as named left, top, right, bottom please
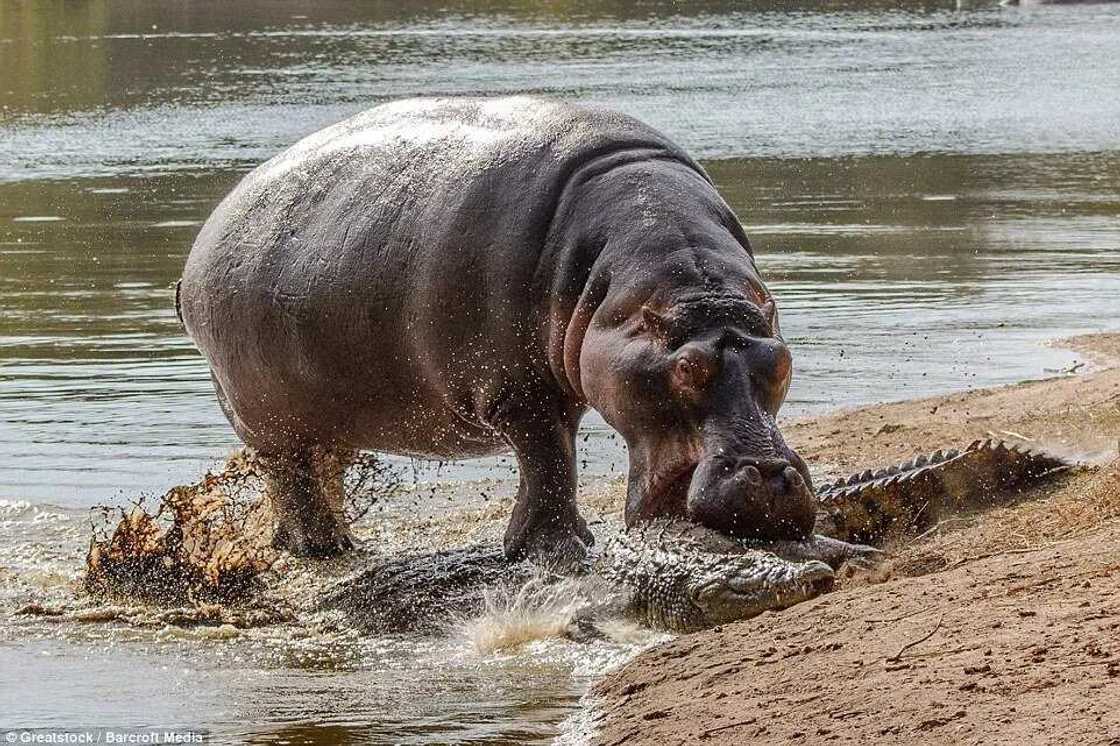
left=692, top=556, right=835, bottom=627
left=805, top=562, right=837, bottom=594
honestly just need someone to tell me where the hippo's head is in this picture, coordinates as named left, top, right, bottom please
left=580, top=289, right=815, bottom=541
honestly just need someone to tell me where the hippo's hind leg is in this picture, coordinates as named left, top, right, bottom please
left=259, top=446, right=354, bottom=557
left=497, top=399, right=593, bottom=568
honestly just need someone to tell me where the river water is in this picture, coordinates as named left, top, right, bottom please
left=2, top=0, right=1119, bottom=742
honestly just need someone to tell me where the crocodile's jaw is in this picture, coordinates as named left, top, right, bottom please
left=691, top=557, right=835, bottom=629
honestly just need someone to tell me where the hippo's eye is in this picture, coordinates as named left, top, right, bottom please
left=670, top=346, right=716, bottom=392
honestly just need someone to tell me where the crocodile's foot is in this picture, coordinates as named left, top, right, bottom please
left=754, top=534, right=884, bottom=571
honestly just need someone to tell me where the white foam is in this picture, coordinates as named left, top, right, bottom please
left=457, top=573, right=592, bottom=655
left=0, top=499, right=32, bottom=514
left=554, top=693, right=603, bottom=746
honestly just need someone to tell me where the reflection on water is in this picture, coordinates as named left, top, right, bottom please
left=5, top=1, right=1120, bottom=180
left=2, top=0, right=1120, bottom=743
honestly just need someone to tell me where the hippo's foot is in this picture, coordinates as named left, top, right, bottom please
left=272, top=511, right=354, bottom=558
left=503, top=509, right=594, bottom=571
left=259, top=448, right=355, bottom=558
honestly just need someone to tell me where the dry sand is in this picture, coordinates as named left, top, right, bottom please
left=590, top=333, right=1120, bottom=745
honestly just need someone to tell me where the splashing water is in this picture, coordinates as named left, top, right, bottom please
left=456, top=568, right=667, bottom=658
left=457, top=573, right=596, bottom=654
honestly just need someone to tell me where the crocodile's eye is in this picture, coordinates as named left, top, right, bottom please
left=692, top=569, right=754, bottom=612
left=691, top=577, right=724, bottom=609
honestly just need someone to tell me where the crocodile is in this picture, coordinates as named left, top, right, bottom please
left=317, top=522, right=876, bottom=635
left=815, top=438, right=1073, bottom=545
left=318, top=439, right=1073, bottom=634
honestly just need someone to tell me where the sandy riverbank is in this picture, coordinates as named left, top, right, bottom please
left=588, top=333, right=1120, bottom=745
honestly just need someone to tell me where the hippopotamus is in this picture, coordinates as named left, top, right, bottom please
left=178, top=96, right=815, bottom=562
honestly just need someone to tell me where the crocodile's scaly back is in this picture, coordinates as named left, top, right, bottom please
left=815, top=439, right=1073, bottom=545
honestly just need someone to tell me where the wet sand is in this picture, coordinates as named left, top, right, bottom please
left=588, top=333, right=1120, bottom=745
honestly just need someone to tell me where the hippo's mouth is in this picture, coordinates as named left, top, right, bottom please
left=686, top=451, right=818, bottom=540
left=638, top=461, right=699, bottom=520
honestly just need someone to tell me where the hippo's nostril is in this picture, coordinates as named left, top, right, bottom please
left=783, top=465, right=804, bottom=490
left=741, top=465, right=762, bottom=486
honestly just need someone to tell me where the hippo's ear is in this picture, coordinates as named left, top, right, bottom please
left=760, top=298, right=781, bottom=337
left=641, top=306, right=671, bottom=340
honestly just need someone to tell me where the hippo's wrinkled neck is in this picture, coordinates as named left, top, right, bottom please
left=540, top=154, right=747, bottom=404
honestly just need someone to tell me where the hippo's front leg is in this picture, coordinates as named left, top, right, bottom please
left=496, top=401, right=594, bottom=568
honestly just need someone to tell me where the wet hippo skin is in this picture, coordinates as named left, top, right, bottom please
left=179, top=96, right=815, bottom=562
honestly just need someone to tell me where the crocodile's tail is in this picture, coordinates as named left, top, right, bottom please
left=815, top=439, right=1074, bottom=546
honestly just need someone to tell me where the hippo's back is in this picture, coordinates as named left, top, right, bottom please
left=178, top=97, right=700, bottom=451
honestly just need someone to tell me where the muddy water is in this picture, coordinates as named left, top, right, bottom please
left=1, top=488, right=660, bottom=743
left=3, top=0, right=1120, bottom=742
